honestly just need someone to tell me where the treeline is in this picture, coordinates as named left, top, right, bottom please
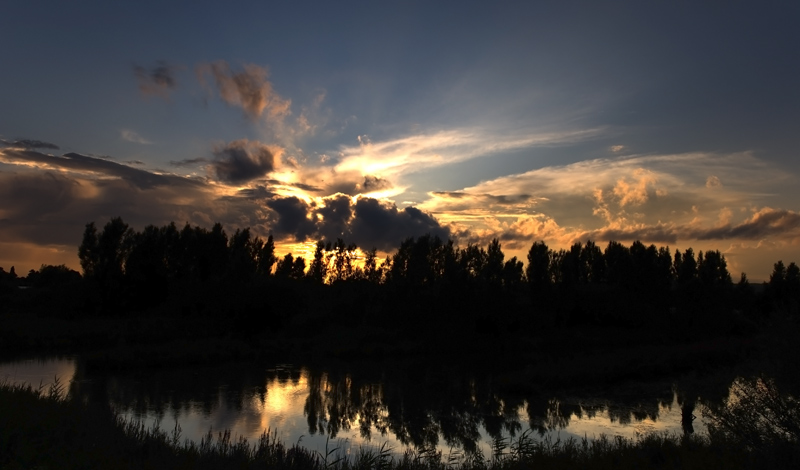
left=3, top=217, right=799, bottom=342
left=70, top=217, right=747, bottom=289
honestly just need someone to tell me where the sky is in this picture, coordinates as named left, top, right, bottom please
left=1, top=1, right=799, bottom=281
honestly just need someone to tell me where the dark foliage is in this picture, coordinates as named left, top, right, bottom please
left=2, top=217, right=797, bottom=362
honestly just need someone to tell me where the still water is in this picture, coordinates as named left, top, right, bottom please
left=1, top=357, right=708, bottom=458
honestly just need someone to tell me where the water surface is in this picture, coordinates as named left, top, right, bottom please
left=1, top=357, right=709, bottom=458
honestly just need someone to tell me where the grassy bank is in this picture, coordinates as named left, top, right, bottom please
left=2, top=380, right=797, bottom=470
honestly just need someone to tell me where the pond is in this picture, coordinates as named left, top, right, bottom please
left=0, top=357, right=711, bottom=458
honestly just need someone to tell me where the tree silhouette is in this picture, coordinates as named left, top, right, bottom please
left=331, top=238, right=357, bottom=282
left=256, top=234, right=277, bottom=277
left=362, top=247, right=382, bottom=284
left=307, top=240, right=329, bottom=284
left=79, top=217, right=133, bottom=283
left=484, top=238, right=505, bottom=286
left=697, top=250, right=732, bottom=287
left=675, top=248, right=698, bottom=285
left=275, top=253, right=295, bottom=279
left=525, top=241, right=551, bottom=288
left=604, top=240, right=632, bottom=287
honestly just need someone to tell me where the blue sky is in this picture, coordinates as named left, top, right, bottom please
left=2, top=1, right=799, bottom=280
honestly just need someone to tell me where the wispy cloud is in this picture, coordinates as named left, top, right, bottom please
left=133, top=61, right=177, bottom=99
left=333, top=127, right=603, bottom=180
left=120, top=129, right=153, bottom=145
left=0, top=139, right=59, bottom=150
left=0, top=148, right=200, bottom=190
left=197, top=61, right=291, bottom=121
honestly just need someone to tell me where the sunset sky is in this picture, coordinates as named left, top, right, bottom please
left=2, top=1, right=799, bottom=280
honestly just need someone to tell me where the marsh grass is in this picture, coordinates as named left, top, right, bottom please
left=3, top=379, right=797, bottom=469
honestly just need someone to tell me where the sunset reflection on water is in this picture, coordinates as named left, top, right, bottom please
left=1, top=358, right=707, bottom=459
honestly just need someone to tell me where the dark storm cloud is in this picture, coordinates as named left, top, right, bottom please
left=315, top=194, right=353, bottom=240
left=266, top=196, right=316, bottom=240
left=0, top=148, right=201, bottom=190
left=134, top=61, right=177, bottom=98
left=211, top=140, right=277, bottom=184
left=0, top=139, right=60, bottom=150
left=348, top=197, right=450, bottom=250
left=263, top=194, right=450, bottom=249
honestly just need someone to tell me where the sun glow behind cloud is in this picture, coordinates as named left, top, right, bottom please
left=333, top=127, right=605, bottom=181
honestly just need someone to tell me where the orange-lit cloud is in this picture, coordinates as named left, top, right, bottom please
left=419, top=152, right=798, bottom=266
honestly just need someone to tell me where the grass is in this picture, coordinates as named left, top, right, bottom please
left=2, top=380, right=799, bottom=469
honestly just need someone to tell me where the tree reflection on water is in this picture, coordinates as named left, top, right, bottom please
left=64, top=360, right=713, bottom=454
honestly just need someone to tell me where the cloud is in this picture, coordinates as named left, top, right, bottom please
left=170, top=158, right=209, bottom=167
left=685, top=208, right=800, bottom=241
left=706, top=175, right=722, bottom=188
left=211, top=139, right=279, bottom=184
left=266, top=196, right=317, bottom=240
left=229, top=185, right=277, bottom=200
left=348, top=197, right=451, bottom=250
left=0, top=144, right=448, bottom=270
left=577, top=224, right=679, bottom=245
left=417, top=151, right=799, bottom=254
left=427, top=191, right=537, bottom=214
left=0, top=167, right=216, bottom=249
left=264, top=194, right=450, bottom=249
left=0, top=148, right=202, bottom=190
left=572, top=208, right=800, bottom=246
left=0, top=139, right=60, bottom=150
left=611, top=169, right=659, bottom=207
left=320, top=174, right=396, bottom=197
left=197, top=61, right=291, bottom=121
left=268, top=180, right=324, bottom=193
left=121, top=129, right=153, bottom=145
left=334, top=127, right=603, bottom=180
left=133, top=61, right=177, bottom=99
left=315, top=194, right=354, bottom=240
left=0, top=171, right=83, bottom=222
left=360, top=175, right=393, bottom=193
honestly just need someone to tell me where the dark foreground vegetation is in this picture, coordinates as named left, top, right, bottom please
left=2, top=217, right=800, bottom=468
left=1, top=217, right=798, bottom=378
left=2, top=375, right=798, bottom=469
